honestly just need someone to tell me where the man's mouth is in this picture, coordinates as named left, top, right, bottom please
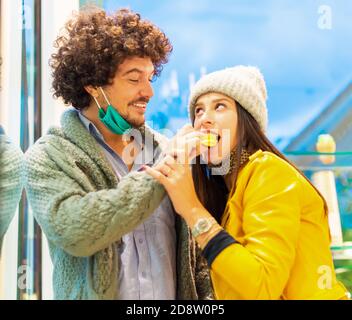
left=131, top=102, right=147, bottom=109
left=129, top=101, right=148, bottom=114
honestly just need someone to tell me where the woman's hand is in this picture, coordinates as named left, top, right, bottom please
left=144, top=151, right=222, bottom=249
left=162, top=124, right=207, bottom=164
left=145, top=153, right=203, bottom=218
left=145, top=125, right=222, bottom=247
left=145, top=124, right=207, bottom=218
left=145, top=124, right=212, bottom=218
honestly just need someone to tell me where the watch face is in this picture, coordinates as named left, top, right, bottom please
left=197, top=218, right=211, bottom=233
left=199, top=219, right=208, bottom=230
left=192, top=218, right=215, bottom=238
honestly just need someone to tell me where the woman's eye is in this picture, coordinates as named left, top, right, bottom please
left=215, top=103, right=226, bottom=110
left=195, top=108, right=204, bottom=115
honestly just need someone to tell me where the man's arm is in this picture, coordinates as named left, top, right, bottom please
left=0, top=138, right=24, bottom=251
left=24, top=141, right=166, bottom=258
left=195, top=244, right=214, bottom=300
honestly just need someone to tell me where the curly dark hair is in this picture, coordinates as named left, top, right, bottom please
left=50, top=6, right=173, bottom=110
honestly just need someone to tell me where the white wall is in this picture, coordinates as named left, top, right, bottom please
left=0, top=0, right=79, bottom=300
left=41, top=0, right=79, bottom=300
left=41, top=0, right=79, bottom=135
left=0, top=0, right=23, bottom=301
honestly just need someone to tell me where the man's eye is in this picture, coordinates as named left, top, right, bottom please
left=129, top=79, right=139, bottom=83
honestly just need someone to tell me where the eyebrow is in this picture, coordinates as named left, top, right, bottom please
left=195, top=98, right=231, bottom=108
left=122, top=68, right=155, bottom=77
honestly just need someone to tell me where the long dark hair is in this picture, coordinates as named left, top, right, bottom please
left=192, top=102, right=328, bottom=224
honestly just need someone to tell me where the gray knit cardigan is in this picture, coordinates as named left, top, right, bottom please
left=24, top=109, right=213, bottom=300
left=0, top=127, right=24, bottom=255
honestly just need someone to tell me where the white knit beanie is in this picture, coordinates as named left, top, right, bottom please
left=188, top=65, right=268, bottom=132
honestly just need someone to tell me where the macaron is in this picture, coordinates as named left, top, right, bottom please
left=200, top=133, right=218, bottom=147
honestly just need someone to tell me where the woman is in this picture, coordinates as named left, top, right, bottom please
left=145, top=65, right=349, bottom=300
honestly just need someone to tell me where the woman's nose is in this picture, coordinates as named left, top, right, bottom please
left=200, top=110, right=215, bottom=126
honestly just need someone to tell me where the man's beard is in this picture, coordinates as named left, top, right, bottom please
left=126, top=97, right=149, bottom=128
left=126, top=114, right=145, bottom=128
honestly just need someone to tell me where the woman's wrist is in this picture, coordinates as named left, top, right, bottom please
left=179, top=203, right=224, bottom=249
left=197, top=224, right=223, bottom=250
left=182, top=204, right=210, bottom=227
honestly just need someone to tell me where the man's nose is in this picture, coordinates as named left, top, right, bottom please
left=140, top=80, right=154, bottom=99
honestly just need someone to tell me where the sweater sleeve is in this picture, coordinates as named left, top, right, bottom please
left=24, top=141, right=166, bottom=258
left=0, top=138, right=24, bottom=250
left=195, top=243, right=215, bottom=300
left=210, top=156, right=302, bottom=299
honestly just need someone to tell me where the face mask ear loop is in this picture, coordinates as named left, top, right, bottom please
left=93, top=95, right=103, bottom=111
left=99, top=87, right=111, bottom=106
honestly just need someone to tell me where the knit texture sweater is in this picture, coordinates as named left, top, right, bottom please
left=24, top=109, right=213, bottom=300
left=0, top=127, right=24, bottom=255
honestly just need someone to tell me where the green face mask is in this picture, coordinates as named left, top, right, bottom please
left=94, top=87, right=132, bottom=135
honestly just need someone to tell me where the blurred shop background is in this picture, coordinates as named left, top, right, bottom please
left=0, top=0, right=351, bottom=299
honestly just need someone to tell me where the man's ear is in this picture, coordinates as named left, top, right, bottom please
left=84, top=85, right=98, bottom=97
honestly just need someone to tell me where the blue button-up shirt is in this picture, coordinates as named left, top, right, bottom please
left=78, top=112, right=176, bottom=300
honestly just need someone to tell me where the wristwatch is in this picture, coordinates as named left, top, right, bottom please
left=191, top=217, right=217, bottom=238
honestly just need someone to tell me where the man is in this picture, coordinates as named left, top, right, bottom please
left=0, top=125, right=24, bottom=256
left=24, top=7, right=213, bottom=300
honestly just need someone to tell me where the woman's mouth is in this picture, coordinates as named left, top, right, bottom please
left=200, top=132, right=221, bottom=148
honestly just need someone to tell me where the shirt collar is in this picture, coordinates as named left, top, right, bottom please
left=77, top=110, right=147, bottom=154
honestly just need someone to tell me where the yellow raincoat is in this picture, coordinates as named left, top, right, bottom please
left=210, top=150, right=349, bottom=300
